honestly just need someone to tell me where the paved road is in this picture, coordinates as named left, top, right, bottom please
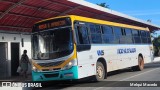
left=32, top=61, right=160, bottom=90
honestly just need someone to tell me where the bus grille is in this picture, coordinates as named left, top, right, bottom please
left=44, top=73, right=59, bottom=78
left=37, top=61, right=64, bottom=67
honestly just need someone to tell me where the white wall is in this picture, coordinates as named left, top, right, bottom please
left=0, top=32, right=31, bottom=77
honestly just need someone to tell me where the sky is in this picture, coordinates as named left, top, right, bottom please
left=86, top=0, right=160, bottom=27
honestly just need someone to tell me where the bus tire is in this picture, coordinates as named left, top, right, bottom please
left=95, top=61, right=105, bottom=81
left=132, top=56, right=144, bottom=71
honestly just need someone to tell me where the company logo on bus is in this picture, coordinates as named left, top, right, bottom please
left=97, top=50, right=104, bottom=56
left=117, top=48, right=136, bottom=54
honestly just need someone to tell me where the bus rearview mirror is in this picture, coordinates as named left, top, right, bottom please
left=76, top=45, right=91, bottom=52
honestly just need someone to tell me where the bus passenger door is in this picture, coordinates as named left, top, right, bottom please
left=74, top=24, right=95, bottom=79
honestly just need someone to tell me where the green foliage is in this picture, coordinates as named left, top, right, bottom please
left=153, top=36, right=160, bottom=46
left=97, top=3, right=109, bottom=8
left=153, top=36, right=160, bottom=56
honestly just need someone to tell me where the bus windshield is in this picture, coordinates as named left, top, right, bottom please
left=32, top=28, right=73, bottom=60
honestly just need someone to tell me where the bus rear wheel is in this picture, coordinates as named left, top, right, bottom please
left=132, top=56, right=144, bottom=71
left=95, top=62, right=105, bottom=81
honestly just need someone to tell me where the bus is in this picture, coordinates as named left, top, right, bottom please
left=31, top=15, right=153, bottom=81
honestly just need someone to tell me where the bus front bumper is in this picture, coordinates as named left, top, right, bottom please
left=32, top=66, right=78, bottom=81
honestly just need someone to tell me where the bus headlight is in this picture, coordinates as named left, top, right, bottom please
left=62, top=59, right=77, bottom=70
left=32, top=65, right=40, bottom=72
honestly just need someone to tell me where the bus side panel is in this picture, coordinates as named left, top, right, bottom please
left=76, top=44, right=153, bottom=79
left=76, top=45, right=119, bottom=79
left=114, top=44, right=152, bottom=70
left=77, top=50, right=96, bottom=79
left=115, top=45, right=137, bottom=69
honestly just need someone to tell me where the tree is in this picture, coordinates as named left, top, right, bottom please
left=147, top=19, right=152, bottom=23
left=97, top=3, right=109, bottom=8
left=152, top=35, right=160, bottom=56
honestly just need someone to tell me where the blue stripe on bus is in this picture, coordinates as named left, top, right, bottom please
left=32, top=66, right=78, bottom=81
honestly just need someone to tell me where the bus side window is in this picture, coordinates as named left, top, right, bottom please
left=140, top=31, right=148, bottom=44
left=113, top=27, right=122, bottom=44
left=102, top=25, right=114, bottom=44
left=125, top=28, right=133, bottom=44
left=120, top=28, right=126, bottom=44
left=146, top=31, right=151, bottom=44
left=132, top=29, right=141, bottom=44
left=89, top=24, right=102, bottom=44
left=76, top=26, right=90, bottom=44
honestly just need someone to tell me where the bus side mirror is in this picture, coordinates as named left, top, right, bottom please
left=76, top=45, right=91, bottom=52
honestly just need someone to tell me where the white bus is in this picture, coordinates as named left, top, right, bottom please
left=31, top=15, right=153, bottom=81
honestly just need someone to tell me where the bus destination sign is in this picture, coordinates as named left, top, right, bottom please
left=38, top=20, right=66, bottom=30
left=33, top=17, right=71, bottom=32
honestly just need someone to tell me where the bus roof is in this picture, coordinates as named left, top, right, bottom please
left=36, top=15, right=149, bottom=31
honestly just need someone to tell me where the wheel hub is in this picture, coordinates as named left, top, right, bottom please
left=139, top=57, right=144, bottom=69
left=97, top=66, right=103, bottom=78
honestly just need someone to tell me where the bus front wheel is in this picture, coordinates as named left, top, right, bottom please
left=132, top=56, right=144, bottom=71
left=95, top=62, right=105, bottom=81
